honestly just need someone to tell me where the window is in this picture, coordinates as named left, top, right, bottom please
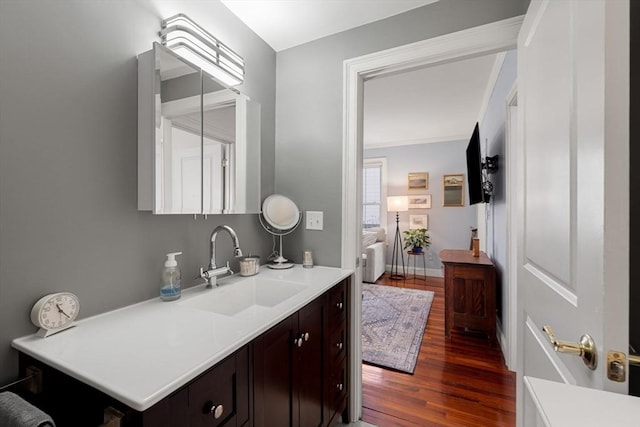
left=363, top=158, right=387, bottom=229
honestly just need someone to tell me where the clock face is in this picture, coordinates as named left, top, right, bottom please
left=32, top=293, right=79, bottom=330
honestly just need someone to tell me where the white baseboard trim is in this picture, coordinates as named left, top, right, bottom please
left=496, top=319, right=514, bottom=372
left=385, top=264, right=443, bottom=278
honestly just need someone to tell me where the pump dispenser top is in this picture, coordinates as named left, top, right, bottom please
left=161, top=252, right=182, bottom=301
left=164, top=252, right=182, bottom=268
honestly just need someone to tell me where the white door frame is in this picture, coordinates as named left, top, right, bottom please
left=505, top=82, right=519, bottom=370
left=341, top=16, right=524, bottom=421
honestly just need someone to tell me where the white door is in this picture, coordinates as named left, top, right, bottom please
left=517, top=0, right=629, bottom=425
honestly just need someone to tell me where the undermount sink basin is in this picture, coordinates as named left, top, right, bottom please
left=180, top=276, right=307, bottom=316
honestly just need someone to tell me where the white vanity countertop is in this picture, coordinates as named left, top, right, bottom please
left=12, top=265, right=352, bottom=411
left=524, top=376, right=640, bottom=426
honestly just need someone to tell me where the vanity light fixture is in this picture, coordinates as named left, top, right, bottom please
left=160, top=13, right=244, bottom=86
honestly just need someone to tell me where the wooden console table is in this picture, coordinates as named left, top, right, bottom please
left=439, top=249, right=496, bottom=344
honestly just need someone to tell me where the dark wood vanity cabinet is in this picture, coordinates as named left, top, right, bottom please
left=253, top=279, right=349, bottom=427
left=18, top=345, right=250, bottom=427
left=16, top=278, right=349, bottom=427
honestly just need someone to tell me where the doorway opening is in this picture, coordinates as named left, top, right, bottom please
left=341, top=16, right=523, bottom=422
left=358, top=49, right=517, bottom=425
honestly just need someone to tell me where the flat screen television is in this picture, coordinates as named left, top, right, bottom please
left=466, top=122, right=487, bottom=205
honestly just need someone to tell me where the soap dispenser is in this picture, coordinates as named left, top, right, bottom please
left=161, top=252, right=182, bottom=301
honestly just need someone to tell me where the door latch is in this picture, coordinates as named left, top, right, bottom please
left=607, top=351, right=626, bottom=382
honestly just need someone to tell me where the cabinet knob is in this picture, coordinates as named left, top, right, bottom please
left=294, top=337, right=303, bottom=348
left=336, top=383, right=343, bottom=391
left=336, top=302, right=343, bottom=310
left=336, top=342, right=343, bottom=350
left=303, top=332, right=310, bottom=342
left=209, top=403, right=224, bottom=419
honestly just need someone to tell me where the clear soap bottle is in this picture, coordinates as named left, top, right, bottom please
left=160, top=252, right=182, bottom=301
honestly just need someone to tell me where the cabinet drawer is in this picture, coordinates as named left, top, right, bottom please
left=327, top=280, right=346, bottom=332
left=328, top=326, right=346, bottom=364
left=328, top=357, right=347, bottom=418
left=450, top=264, right=490, bottom=281
left=188, top=348, right=249, bottom=427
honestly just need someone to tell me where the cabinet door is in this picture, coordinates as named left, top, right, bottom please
left=142, top=388, right=189, bottom=427
left=138, top=43, right=262, bottom=215
left=188, top=346, right=249, bottom=427
left=253, top=314, right=295, bottom=427
left=295, top=297, right=324, bottom=427
left=137, top=46, right=203, bottom=214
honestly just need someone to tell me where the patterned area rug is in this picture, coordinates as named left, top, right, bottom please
left=362, top=283, right=434, bottom=374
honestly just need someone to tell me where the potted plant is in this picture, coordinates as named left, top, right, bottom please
left=403, top=228, right=430, bottom=254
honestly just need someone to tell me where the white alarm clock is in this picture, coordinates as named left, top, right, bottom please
left=30, top=292, right=80, bottom=337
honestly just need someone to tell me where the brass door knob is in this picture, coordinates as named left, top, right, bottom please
left=542, top=325, right=597, bottom=370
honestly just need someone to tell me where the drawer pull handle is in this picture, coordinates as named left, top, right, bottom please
left=336, top=342, right=343, bottom=350
left=210, top=403, right=224, bottom=419
left=336, top=302, right=343, bottom=310
left=336, top=383, right=343, bottom=391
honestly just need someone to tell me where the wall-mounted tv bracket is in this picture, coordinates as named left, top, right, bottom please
left=482, top=155, right=499, bottom=174
left=482, top=179, right=494, bottom=196
left=480, top=155, right=498, bottom=202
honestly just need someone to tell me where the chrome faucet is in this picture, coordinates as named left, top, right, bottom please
left=199, top=225, right=243, bottom=287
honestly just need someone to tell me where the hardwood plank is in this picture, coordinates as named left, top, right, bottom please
left=362, top=274, right=515, bottom=427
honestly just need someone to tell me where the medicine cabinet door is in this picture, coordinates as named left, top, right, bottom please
left=138, top=43, right=261, bottom=215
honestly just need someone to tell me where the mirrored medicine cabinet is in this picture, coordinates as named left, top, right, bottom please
left=138, top=42, right=261, bottom=215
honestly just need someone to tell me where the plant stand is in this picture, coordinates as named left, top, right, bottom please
left=407, top=250, right=426, bottom=281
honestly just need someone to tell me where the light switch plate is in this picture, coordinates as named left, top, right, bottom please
left=306, top=211, right=323, bottom=230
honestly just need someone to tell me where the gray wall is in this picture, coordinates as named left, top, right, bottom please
left=275, top=0, right=530, bottom=268
left=480, top=50, right=517, bottom=324
left=365, top=141, right=477, bottom=270
left=0, top=0, right=276, bottom=382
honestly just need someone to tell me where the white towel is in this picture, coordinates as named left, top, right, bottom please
left=0, top=391, right=55, bottom=427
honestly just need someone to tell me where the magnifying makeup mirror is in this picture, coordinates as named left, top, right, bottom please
left=259, top=194, right=302, bottom=269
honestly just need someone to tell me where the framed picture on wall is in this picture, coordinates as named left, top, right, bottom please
left=409, top=214, right=428, bottom=230
left=408, top=172, right=428, bottom=190
left=408, top=194, right=431, bottom=209
left=443, top=174, right=465, bottom=206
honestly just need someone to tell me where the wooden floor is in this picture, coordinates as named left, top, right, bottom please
left=361, top=273, right=516, bottom=427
